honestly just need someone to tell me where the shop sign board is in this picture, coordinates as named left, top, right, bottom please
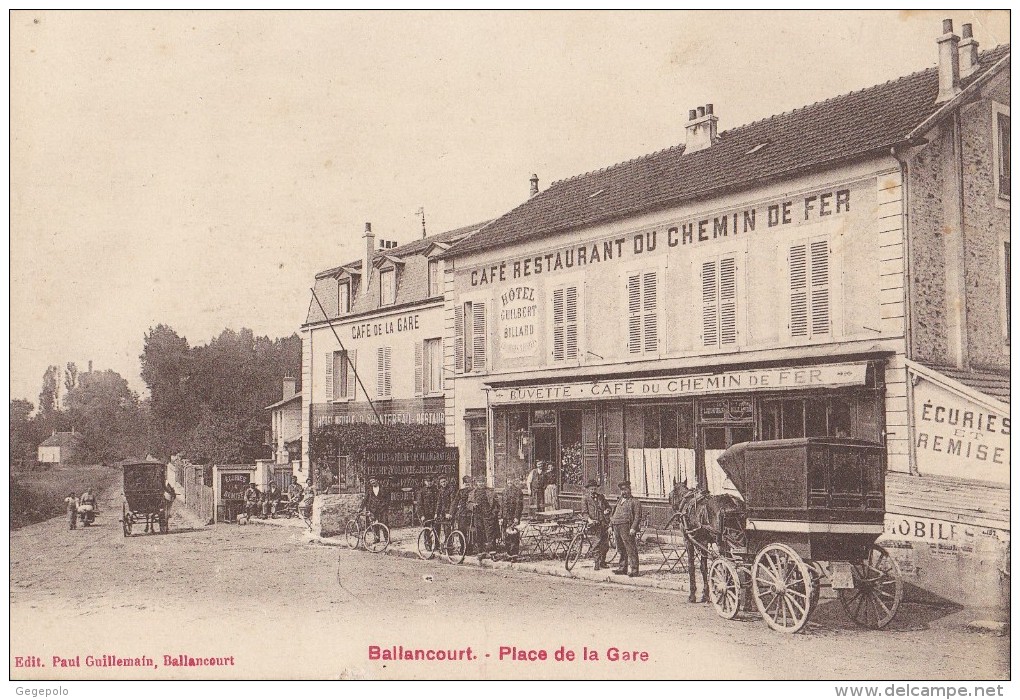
left=498, top=285, right=539, bottom=359
left=364, top=448, right=460, bottom=506
left=220, top=472, right=250, bottom=501
left=488, top=362, right=867, bottom=405
left=911, top=377, right=1009, bottom=484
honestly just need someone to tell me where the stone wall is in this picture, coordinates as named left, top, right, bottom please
left=313, top=493, right=363, bottom=538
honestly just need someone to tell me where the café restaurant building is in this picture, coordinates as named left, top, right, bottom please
left=441, top=24, right=1009, bottom=604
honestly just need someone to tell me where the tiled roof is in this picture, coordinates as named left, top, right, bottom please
left=446, top=44, right=1010, bottom=259
left=265, top=392, right=302, bottom=410
left=39, top=432, right=84, bottom=448
left=315, top=220, right=489, bottom=280
left=929, top=366, right=1010, bottom=404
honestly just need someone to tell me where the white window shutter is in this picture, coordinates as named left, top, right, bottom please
left=377, top=347, right=385, bottom=398
left=627, top=273, right=641, bottom=353
left=346, top=350, right=357, bottom=400
left=384, top=346, right=392, bottom=397
left=414, top=340, right=424, bottom=396
left=809, top=240, right=830, bottom=336
left=324, top=352, right=333, bottom=399
left=642, top=271, right=658, bottom=353
left=701, top=260, right=718, bottom=347
left=552, top=288, right=565, bottom=361
left=789, top=244, right=808, bottom=338
left=565, top=285, right=578, bottom=361
left=454, top=304, right=464, bottom=374
left=472, top=302, right=487, bottom=371
left=719, top=257, right=737, bottom=345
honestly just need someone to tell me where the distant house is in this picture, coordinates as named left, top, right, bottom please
left=265, top=377, right=302, bottom=470
left=37, top=431, right=84, bottom=466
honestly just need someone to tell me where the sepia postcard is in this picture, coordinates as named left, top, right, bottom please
left=8, top=10, right=1011, bottom=686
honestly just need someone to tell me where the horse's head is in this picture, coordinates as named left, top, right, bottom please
left=669, top=479, right=695, bottom=512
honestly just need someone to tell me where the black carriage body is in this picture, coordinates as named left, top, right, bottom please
left=122, top=461, right=168, bottom=516
left=717, top=438, right=886, bottom=562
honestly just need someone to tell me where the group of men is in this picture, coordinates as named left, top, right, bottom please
left=63, top=488, right=97, bottom=530
left=243, top=479, right=305, bottom=519
left=411, top=473, right=526, bottom=560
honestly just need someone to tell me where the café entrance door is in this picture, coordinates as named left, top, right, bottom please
left=697, top=398, right=754, bottom=497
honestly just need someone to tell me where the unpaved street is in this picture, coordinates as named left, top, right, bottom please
left=9, top=490, right=1009, bottom=680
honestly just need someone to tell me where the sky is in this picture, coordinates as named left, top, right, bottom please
left=9, top=10, right=1010, bottom=403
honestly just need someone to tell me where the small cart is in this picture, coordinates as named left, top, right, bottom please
left=122, top=460, right=170, bottom=536
left=706, top=438, right=902, bottom=633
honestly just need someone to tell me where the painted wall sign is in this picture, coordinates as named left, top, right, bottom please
left=220, top=472, right=250, bottom=501
left=488, top=362, right=868, bottom=405
left=498, top=285, right=539, bottom=358
left=466, top=181, right=863, bottom=287
left=311, top=398, right=445, bottom=429
left=911, top=377, right=1010, bottom=484
left=350, top=313, right=421, bottom=339
left=364, top=448, right=459, bottom=507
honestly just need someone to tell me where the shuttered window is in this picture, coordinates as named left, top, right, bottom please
left=458, top=301, right=487, bottom=373
left=338, top=281, right=351, bottom=314
left=626, top=271, right=659, bottom=354
left=996, top=107, right=1010, bottom=199
left=551, top=285, right=580, bottom=362
left=701, top=256, right=738, bottom=347
left=379, top=269, right=396, bottom=306
left=376, top=346, right=392, bottom=398
left=427, top=258, right=441, bottom=297
left=416, top=338, right=443, bottom=395
left=789, top=239, right=831, bottom=339
left=327, top=350, right=356, bottom=400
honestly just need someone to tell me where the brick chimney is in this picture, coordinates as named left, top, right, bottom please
left=362, top=222, right=374, bottom=283
left=529, top=173, right=539, bottom=198
left=959, top=23, right=980, bottom=78
left=282, top=376, right=296, bottom=400
left=685, top=104, right=719, bottom=154
left=936, top=19, right=961, bottom=104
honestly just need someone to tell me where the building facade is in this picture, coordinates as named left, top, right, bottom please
left=441, top=22, right=1009, bottom=605
left=301, top=221, right=485, bottom=490
left=37, top=430, right=84, bottom=466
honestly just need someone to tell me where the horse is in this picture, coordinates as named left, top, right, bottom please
left=668, top=480, right=746, bottom=603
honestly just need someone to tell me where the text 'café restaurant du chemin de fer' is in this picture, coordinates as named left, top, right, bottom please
left=440, top=24, right=1009, bottom=608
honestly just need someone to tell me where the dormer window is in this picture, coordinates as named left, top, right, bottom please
left=428, top=258, right=441, bottom=297
left=338, top=280, right=351, bottom=314
left=380, top=268, right=396, bottom=306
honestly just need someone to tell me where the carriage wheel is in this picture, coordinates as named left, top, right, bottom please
left=444, top=530, right=466, bottom=564
left=417, top=528, right=438, bottom=560
left=752, top=543, right=815, bottom=634
left=709, top=558, right=744, bottom=620
left=564, top=532, right=590, bottom=572
left=838, top=545, right=903, bottom=630
left=344, top=519, right=362, bottom=549
left=122, top=504, right=131, bottom=537
left=365, top=523, right=390, bottom=554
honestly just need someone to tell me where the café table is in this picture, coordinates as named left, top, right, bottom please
left=518, top=509, right=579, bottom=560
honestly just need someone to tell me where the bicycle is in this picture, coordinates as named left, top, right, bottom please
left=441, top=513, right=470, bottom=564
left=416, top=518, right=441, bottom=560
left=565, top=519, right=617, bottom=571
left=344, top=510, right=390, bottom=553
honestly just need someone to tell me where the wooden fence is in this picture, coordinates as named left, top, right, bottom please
left=170, top=457, right=214, bottom=524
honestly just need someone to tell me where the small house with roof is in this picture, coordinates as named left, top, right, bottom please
left=440, top=21, right=1009, bottom=606
left=37, top=430, right=85, bottom=466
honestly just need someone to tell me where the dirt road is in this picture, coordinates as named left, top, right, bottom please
left=9, top=490, right=1009, bottom=680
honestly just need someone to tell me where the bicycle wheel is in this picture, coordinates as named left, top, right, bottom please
left=445, top=530, right=466, bottom=564
left=606, top=526, right=619, bottom=563
left=417, top=528, right=437, bottom=560
left=564, top=532, right=590, bottom=572
left=344, top=519, right=362, bottom=549
left=365, top=523, right=390, bottom=553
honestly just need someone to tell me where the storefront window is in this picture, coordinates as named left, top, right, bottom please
left=625, top=403, right=695, bottom=498
left=560, top=410, right=583, bottom=488
left=759, top=395, right=857, bottom=440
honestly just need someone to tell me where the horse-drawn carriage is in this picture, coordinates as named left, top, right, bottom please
left=122, top=460, right=171, bottom=536
left=670, top=438, right=902, bottom=634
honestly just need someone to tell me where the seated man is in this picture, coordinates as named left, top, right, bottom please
left=243, top=482, right=262, bottom=518
left=262, top=481, right=281, bottom=519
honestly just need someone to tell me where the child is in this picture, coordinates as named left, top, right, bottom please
left=64, top=492, right=79, bottom=531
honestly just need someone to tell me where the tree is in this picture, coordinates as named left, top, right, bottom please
left=140, top=325, right=194, bottom=458
left=63, top=362, right=79, bottom=401
left=38, top=365, right=59, bottom=417
left=64, top=369, right=146, bottom=463
left=9, top=399, right=39, bottom=465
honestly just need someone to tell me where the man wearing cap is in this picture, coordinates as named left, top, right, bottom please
left=500, top=474, right=525, bottom=559
left=436, top=475, right=456, bottom=545
left=414, top=475, right=438, bottom=527
left=450, top=475, right=474, bottom=537
left=610, top=481, right=642, bottom=577
left=582, top=479, right=611, bottom=570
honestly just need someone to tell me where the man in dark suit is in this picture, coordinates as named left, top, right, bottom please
left=500, top=474, right=525, bottom=559
left=414, top=475, right=438, bottom=526
left=582, top=479, right=611, bottom=570
left=610, top=480, right=643, bottom=577
left=363, top=477, right=390, bottom=526
left=435, top=475, right=456, bottom=545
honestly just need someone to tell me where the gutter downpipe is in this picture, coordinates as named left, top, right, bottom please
left=891, top=143, right=919, bottom=476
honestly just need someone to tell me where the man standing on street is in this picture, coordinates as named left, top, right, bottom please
left=64, top=492, right=78, bottom=531
left=611, top=481, right=642, bottom=577
left=436, top=475, right=456, bottom=545
left=582, top=479, right=611, bottom=570
left=363, top=477, right=389, bottom=526
left=500, top=474, right=525, bottom=560
left=414, top=475, right=439, bottom=537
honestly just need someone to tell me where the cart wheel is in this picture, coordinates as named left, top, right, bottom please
left=365, top=523, right=390, bottom=554
left=752, top=543, right=814, bottom=634
left=709, top=558, right=744, bottom=620
left=564, top=532, right=590, bottom=572
left=838, top=545, right=903, bottom=630
left=808, top=561, right=823, bottom=612
left=445, top=530, right=466, bottom=564
left=605, top=526, right=619, bottom=564
left=122, top=504, right=131, bottom=537
left=417, top=528, right=437, bottom=560
left=344, top=519, right=362, bottom=549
